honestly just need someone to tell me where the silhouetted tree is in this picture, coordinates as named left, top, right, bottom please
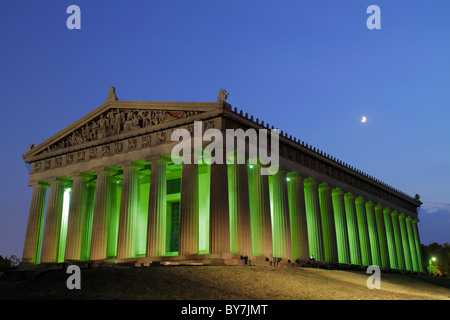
left=421, top=243, right=450, bottom=277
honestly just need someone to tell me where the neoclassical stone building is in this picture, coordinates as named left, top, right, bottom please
left=22, top=87, right=424, bottom=272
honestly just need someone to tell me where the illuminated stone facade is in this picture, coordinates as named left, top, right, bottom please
left=22, top=88, right=424, bottom=272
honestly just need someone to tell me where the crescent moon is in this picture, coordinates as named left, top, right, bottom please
left=361, top=116, right=367, bottom=123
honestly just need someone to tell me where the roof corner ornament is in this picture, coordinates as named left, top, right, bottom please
left=28, top=143, right=34, bottom=151
left=414, top=194, right=421, bottom=201
left=106, top=86, right=119, bottom=102
left=217, top=88, right=229, bottom=103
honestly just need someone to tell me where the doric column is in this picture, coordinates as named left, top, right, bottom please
left=271, top=168, right=292, bottom=260
left=107, top=176, right=121, bottom=258
left=80, top=180, right=96, bottom=261
left=287, top=172, right=309, bottom=261
left=117, top=164, right=142, bottom=259
left=146, top=158, right=168, bottom=257
left=179, top=162, right=199, bottom=255
left=22, top=182, right=49, bottom=264
left=344, top=193, right=361, bottom=265
left=65, top=174, right=90, bottom=261
left=399, top=213, right=413, bottom=271
left=303, top=178, right=324, bottom=261
left=248, top=162, right=273, bottom=258
left=209, top=160, right=231, bottom=255
left=383, top=207, right=398, bottom=269
left=40, top=179, right=66, bottom=263
left=406, top=216, right=419, bottom=272
left=366, top=201, right=381, bottom=267
left=331, top=188, right=350, bottom=264
left=90, top=169, right=115, bottom=260
left=375, top=204, right=390, bottom=269
left=228, top=159, right=252, bottom=257
left=391, top=210, right=405, bottom=270
left=412, top=219, right=424, bottom=272
left=355, top=197, right=371, bottom=266
left=318, top=183, right=338, bottom=263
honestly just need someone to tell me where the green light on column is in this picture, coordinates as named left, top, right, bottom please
left=57, top=187, right=71, bottom=263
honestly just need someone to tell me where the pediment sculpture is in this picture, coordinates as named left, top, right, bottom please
left=40, top=109, right=198, bottom=154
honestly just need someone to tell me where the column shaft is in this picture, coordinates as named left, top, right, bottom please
left=406, top=217, right=419, bottom=272
left=80, top=181, right=96, bottom=260
left=399, top=213, right=412, bottom=271
left=228, top=162, right=252, bottom=256
left=412, top=219, right=424, bottom=272
left=383, top=208, right=398, bottom=269
left=344, top=193, right=361, bottom=265
left=248, top=163, right=273, bottom=258
left=146, top=159, right=167, bottom=257
left=179, top=163, right=199, bottom=255
left=287, top=173, right=309, bottom=261
left=318, top=183, right=338, bottom=263
left=117, top=165, right=141, bottom=259
left=366, top=201, right=381, bottom=267
left=40, top=180, right=65, bottom=263
left=331, top=188, right=350, bottom=264
left=375, top=204, right=390, bottom=269
left=304, top=178, right=324, bottom=261
left=209, top=162, right=231, bottom=254
left=391, top=211, right=405, bottom=270
left=355, top=197, right=371, bottom=266
left=22, top=182, right=49, bottom=264
left=271, top=169, right=292, bottom=259
left=65, top=175, right=89, bottom=261
left=90, top=170, right=114, bottom=260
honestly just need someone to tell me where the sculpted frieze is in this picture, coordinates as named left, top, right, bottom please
left=40, top=109, right=199, bottom=154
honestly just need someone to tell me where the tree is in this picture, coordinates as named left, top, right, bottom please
left=0, top=255, right=21, bottom=272
left=421, top=242, right=450, bottom=277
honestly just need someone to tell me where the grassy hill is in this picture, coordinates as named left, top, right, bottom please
left=0, top=265, right=449, bottom=300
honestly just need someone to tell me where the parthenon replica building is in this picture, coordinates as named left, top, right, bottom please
left=22, top=87, right=424, bottom=272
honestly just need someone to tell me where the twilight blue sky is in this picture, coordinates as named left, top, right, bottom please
left=0, top=1, right=449, bottom=257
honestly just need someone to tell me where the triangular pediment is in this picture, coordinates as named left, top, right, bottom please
left=23, top=100, right=226, bottom=162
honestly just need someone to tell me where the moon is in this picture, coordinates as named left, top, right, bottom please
left=361, top=116, right=367, bottom=123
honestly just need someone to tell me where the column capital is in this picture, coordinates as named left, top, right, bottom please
left=374, top=203, right=384, bottom=211
left=303, top=177, right=319, bottom=187
left=405, top=216, right=413, bottom=222
left=68, top=171, right=95, bottom=179
left=29, top=181, right=50, bottom=189
left=344, top=192, right=355, bottom=201
left=92, top=166, right=119, bottom=176
left=355, top=196, right=366, bottom=204
left=399, top=213, right=406, bottom=219
left=287, top=171, right=304, bottom=181
left=365, top=200, right=375, bottom=208
left=331, top=187, right=344, bottom=196
left=391, top=210, right=399, bottom=217
left=383, top=207, right=392, bottom=214
left=318, top=182, right=331, bottom=191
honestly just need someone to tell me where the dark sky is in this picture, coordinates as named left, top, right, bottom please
left=0, top=1, right=449, bottom=257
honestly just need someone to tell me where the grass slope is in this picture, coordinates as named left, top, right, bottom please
left=0, top=266, right=449, bottom=300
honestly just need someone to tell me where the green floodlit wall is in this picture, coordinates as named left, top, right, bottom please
left=57, top=187, right=71, bottom=263
left=198, top=166, right=211, bottom=254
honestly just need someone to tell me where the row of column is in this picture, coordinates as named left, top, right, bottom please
left=22, top=160, right=424, bottom=273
